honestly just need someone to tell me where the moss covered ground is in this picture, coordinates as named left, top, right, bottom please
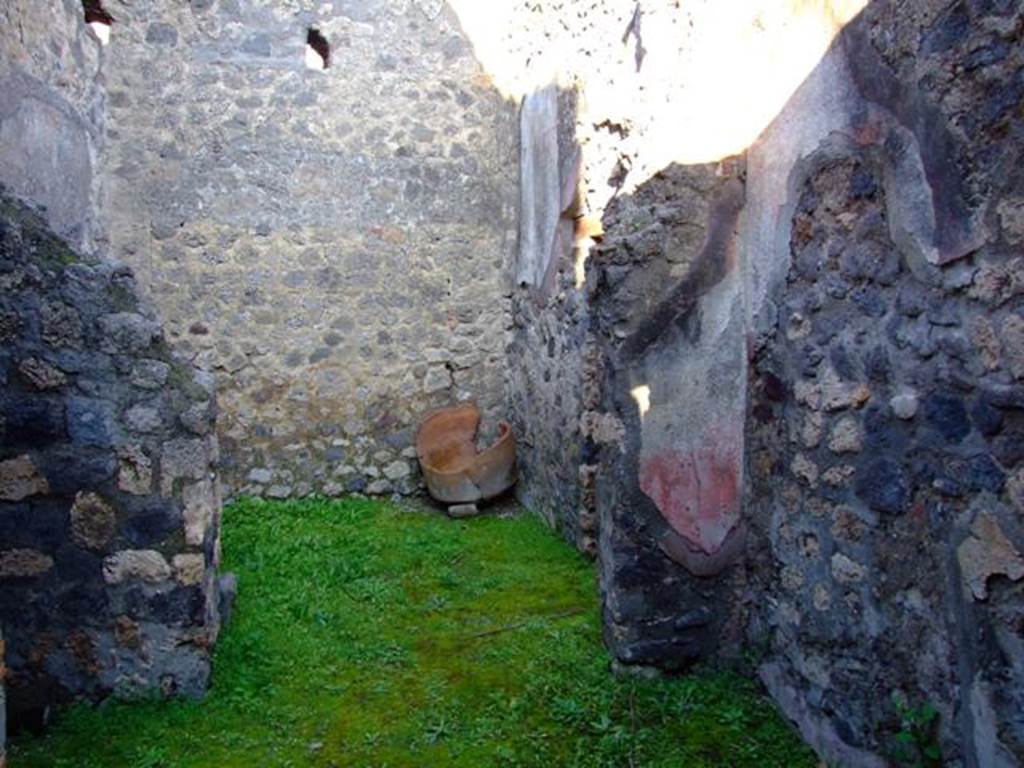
left=11, top=497, right=815, bottom=767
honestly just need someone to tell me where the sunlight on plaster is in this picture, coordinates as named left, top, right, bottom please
left=449, top=0, right=868, bottom=167
left=574, top=247, right=588, bottom=289
left=573, top=216, right=604, bottom=288
left=305, top=45, right=326, bottom=71
left=631, top=385, right=651, bottom=421
left=88, top=21, right=111, bottom=46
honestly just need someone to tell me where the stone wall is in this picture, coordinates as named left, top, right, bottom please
left=503, top=0, right=1024, bottom=763
left=98, top=0, right=518, bottom=498
left=0, top=194, right=222, bottom=726
left=745, top=2, right=1024, bottom=764
left=0, top=0, right=106, bottom=253
left=506, top=82, right=596, bottom=548
left=587, top=159, right=749, bottom=670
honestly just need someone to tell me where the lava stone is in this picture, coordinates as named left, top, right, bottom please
left=971, top=397, right=1004, bottom=436
left=922, top=393, right=971, bottom=442
left=121, top=505, right=182, bottom=548
left=991, top=434, right=1024, bottom=467
left=961, top=453, right=1006, bottom=492
left=856, top=459, right=910, bottom=514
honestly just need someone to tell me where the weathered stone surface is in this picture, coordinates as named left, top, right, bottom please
left=791, top=454, right=819, bottom=487
left=117, top=445, right=153, bottom=495
left=970, top=317, right=1002, bottom=371
left=130, top=360, right=171, bottom=390
left=0, top=455, right=49, bottom=501
left=969, top=259, right=1024, bottom=307
left=820, top=367, right=871, bottom=412
left=822, top=464, right=856, bottom=487
left=737, top=17, right=1024, bottom=755
left=447, top=503, right=479, bottom=518
left=67, top=397, right=120, bottom=448
left=422, top=367, right=452, bottom=395
left=922, top=393, right=970, bottom=442
left=179, top=402, right=211, bottom=435
left=17, top=357, right=67, bottom=390
left=102, top=550, right=172, bottom=584
left=113, top=615, right=141, bottom=649
left=997, top=197, right=1024, bottom=244
left=247, top=468, right=273, bottom=485
left=70, top=491, right=117, bottom=550
left=830, top=552, right=867, bottom=585
left=383, top=460, right=411, bottom=481
left=161, top=438, right=209, bottom=495
left=182, top=479, right=216, bottom=546
left=40, top=302, right=83, bottom=348
left=1000, top=314, right=1024, bottom=380
left=266, top=484, right=292, bottom=500
left=99, top=313, right=162, bottom=354
left=957, top=513, right=1024, bottom=600
left=172, top=553, right=205, bottom=586
left=0, top=549, right=54, bottom=578
left=889, top=389, right=919, bottom=420
left=827, top=417, right=863, bottom=454
left=145, top=22, right=178, bottom=46
left=798, top=411, right=824, bottom=449
left=124, top=404, right=163, bottom=434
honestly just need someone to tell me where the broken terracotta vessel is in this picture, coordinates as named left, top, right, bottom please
left=416, top=404, right=516, bottom=504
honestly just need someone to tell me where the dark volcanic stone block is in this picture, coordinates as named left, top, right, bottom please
left=1, top=395, right=66, bottom=446
left=855, top=459, right=910, bottom=515
left=921, top=393, right=971, bottom=442
left=120, top=505, right=184, bottom=548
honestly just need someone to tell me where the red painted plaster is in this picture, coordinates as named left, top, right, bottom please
left=639, top=439, right=741, bottom=556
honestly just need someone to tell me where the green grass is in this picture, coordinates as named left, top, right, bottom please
left=11, top=497, right=814, bottom=767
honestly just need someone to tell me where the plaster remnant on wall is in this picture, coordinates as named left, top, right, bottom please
left=958, top=512, right=1024, bottom=600
left=640, top=440, right=741, bottom=556
left=518, top=84, right=563, bottom=288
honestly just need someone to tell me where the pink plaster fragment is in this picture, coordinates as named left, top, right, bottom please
left=639, top=443, right=741, bottom=556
